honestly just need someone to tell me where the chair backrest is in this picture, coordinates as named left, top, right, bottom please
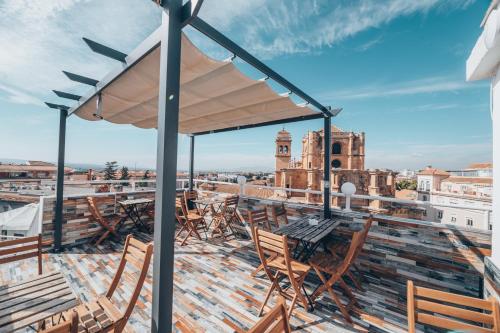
left=249, top=208, right=272, bottom=231
left=253, top=228, right=293, bottom=280
left=246, top=297, right=291, bottom=333
left=407, top=280, right=500, bottom=333
left=106, top=235, right=153, bottom=329
left=87, top=196, right=105, bottom=223
left=336, top=230, right=364, bottom=277
left=271, top=203, right=288, bottom=228
left=353, top=216, right=373, bottom=258
left=0, top=234, right=43, bottom=275
left=43, top=311, right=79, bottom=333
left=223, top=195, right=239, bottom=215
left=183, top=190, right=198, bottom=210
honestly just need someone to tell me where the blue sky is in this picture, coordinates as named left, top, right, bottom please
left=0, top=0, right=492, bottom=172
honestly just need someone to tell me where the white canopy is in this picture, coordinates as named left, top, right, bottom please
left=70, top=28, right=319, bottom=134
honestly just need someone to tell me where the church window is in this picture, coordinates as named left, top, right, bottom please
left=279, top=145, right=283, bottom=153
left=332, top=142, right=342, bottom=155
left=331, top=159, right=341, bottom=168
left=283, top=145, right=288, bottom=154
left=308, top=162, right=312, bottom=169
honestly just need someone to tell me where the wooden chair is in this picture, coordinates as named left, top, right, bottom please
left=40, top=311, right=78, bottom=333
left=309, top=230, right=364, bottom=323
left=87, top=197, right=123, bottom=245
left=407, top=280, right=500, bottom=333
left=183, top=190, right=200, bottom=215
left=246, top=297, right=291, bottom=333
left=253, top=227, right=312, bottom=318
left=211, top=195, right=239, bottom=239
left=175, top=198, right=207, bottom=246
left=60, top=235, right=153, bottom=333
left=249, top=208, right=273, bottom=231
left=0, top=234, right=42, bottom=275
left=271, top=203, right=289, bottom=228
left=248, top=208, right=274, bottom=277
left=328, top=217, right=373, bottom=290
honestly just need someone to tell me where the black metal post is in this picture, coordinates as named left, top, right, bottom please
left=152, top=2, right=182, bottom=333
left=188, top=135, right=194, bottom=190
left=323, top=116, right=331, bottom=218
left=54, top=109, right=67, bottom=252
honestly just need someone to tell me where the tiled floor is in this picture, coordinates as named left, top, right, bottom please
left=0, top=232, right=406, bottom=333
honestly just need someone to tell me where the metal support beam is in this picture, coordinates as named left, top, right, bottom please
left=188, top=135, right=195, bottom=190
left=193, top=113, right=324, bottom=136
left=152, top=2, right=182, bottom=332
left=62, top=71, right=99, bottom=86
left=190, top=17, right=333, bottom=117
left=53, top=90, right=82, bottom=101
left=45, top=102, right=69, bottom=111
left=323, top=116, right=331, bottom=218
left=82, top=37, right=127, bottom=63
left=54, top=108, right=68, bottom=252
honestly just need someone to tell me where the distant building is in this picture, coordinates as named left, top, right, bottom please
left=417, top=164, right=492, bottom=230
left=0, top=161, right=72, bottom=179
left=274, top=127, right=396, bottom=211
left=397, top=169, right=417, bottom=180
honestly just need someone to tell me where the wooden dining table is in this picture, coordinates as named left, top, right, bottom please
left=275, top=216, right=342, bottom=261
left=118, top=198, right=154, bottom=233
left=0, top=271, right=79, bottom=333
left=192, top=197, right=225, bottom=217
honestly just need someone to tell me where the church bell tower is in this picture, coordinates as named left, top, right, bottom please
left=275, top=129, right=291, bottom=171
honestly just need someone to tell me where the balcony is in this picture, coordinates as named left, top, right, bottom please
left=1, top=182, right=490, bottom=332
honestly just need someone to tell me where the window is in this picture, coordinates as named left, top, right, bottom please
left=1, top=231, right=6, bottom=236
left=451, top=215, right=457, bottom=223
left=332, top=142, right=342, bottom=155
left=331, top=159, right=341, bottom=168
left=308, top=162, right=312, bottom=169
left=13, top=233, right=24, bottom=237
left=466, top=218, right=473, bottom=227
left=422, top=195, right=428, bottom=201
left=283, top=145, right=288, bottom=154
left=419, top=181, right=424, bottom=190
left=278, top=145, right=283, bottom=153
left=437, top=211, right=443, bottom=219
left=425, top=181, right=430, bottom=191
left=489, top=224, right=493, bottom=231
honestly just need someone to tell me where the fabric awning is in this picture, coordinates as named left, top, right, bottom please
left=70, top=28, right=319, bottom=134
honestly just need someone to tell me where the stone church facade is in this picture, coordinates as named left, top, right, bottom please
left=274, top=127, right=396, bottom=211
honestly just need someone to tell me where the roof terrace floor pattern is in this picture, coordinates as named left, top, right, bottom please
left=0, top=233, right=405, bottom=333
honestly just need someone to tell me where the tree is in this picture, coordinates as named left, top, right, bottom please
left=103, top=161, right=118, bottom=180
left=120, top=166, right=130, bottom=180
left=140, top=169, right=150, bottom=187
left=120, top=166, right=130, bottom=185
left=396, top=179, right=417, bottom=191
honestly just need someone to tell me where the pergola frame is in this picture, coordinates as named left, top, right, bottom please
left=45, top=1, right=340, bottom=331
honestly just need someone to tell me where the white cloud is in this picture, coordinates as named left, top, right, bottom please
left=367, top=142, right=492, bottom=170
left=0, top=0, right=475, bottom=107
left=320, top=75, right=487, bottom=101
left=0, top=0, right=160, bottom=106
left=199, top=0, right=475, bottom=59
left=0, top=83, right=44, bottom=106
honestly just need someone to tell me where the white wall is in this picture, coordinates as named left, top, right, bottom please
left=492, top=66, right=500, bottom=265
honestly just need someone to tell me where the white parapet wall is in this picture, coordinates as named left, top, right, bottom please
left=467, top=1, right=500, bottom=284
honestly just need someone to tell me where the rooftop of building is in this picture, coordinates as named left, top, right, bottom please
left=467, top=162, right=493, bottom=169
left=417, top=166, right=450, bottom=176
left=442, top=176, right=493, bottom=184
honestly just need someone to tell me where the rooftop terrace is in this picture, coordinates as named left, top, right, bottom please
left=2, top=193, right=491, bottom=332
